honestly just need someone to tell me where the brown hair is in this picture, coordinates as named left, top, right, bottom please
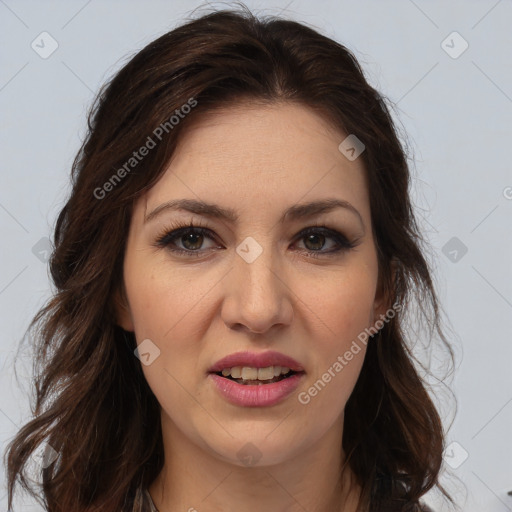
left=4, top=4, right=456, bottom=511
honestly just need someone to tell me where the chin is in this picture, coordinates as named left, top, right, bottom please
left=203, top=428, right=307, bottom=468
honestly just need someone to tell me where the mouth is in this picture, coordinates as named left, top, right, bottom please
left=211, top=366, right=305, bottom=386
left=208, top=351, right=306, bottom=406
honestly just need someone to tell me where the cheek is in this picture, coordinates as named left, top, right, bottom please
left=299, top=263, right=378, bottom=345
left=293, top=262, right=376, bottom=412
left=124, top=263, right=211, bottom=418
left=123, top=255, right=217, bottom=400
left=125, top=256, right=213, bottom=340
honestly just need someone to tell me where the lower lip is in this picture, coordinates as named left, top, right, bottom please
left=208, top=372, right=305, bottom=407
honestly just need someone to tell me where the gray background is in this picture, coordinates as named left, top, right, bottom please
left=1, top=1, right=511, bottom=511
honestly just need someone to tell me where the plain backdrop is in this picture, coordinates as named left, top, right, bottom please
left=1, top=1, right=511, bottom=511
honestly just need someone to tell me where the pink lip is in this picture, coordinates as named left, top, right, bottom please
left=208, top=372, right=305, bottom=407
left=208, top=350, right=305, bottom=373
left=207, top=350, right=305, bottom=408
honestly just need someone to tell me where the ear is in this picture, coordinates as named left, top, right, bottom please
left=372, top=259, right=397, bottom=320
left=113, top=283, right=135, bottom=332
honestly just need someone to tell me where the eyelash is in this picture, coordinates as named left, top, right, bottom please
left=153, top=219, right=360, bottom=259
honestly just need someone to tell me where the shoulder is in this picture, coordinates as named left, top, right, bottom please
left=371, top=500, right=435, bottom=512
left=369, top=501, right=434, bottom=512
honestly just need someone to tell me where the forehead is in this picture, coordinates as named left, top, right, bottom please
left=141, top=101, right=370, bottom=223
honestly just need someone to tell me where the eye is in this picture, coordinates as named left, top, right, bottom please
left=292, top=226, right=359, bottom=259
left=153, top=220, right=360, bottom=259
left=153, top=220, right=220, bottom=257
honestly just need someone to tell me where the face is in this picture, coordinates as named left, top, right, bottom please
left=116, top=101, right=389, bottom=468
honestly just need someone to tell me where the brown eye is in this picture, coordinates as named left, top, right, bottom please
left=294, top=227, right=357, bottom=258
left=155, top=223, right=358, bottom=259
left=180, top=231, right=205, bottom=251
left=155, top=226, right=220, bottom=257
left=303, top=232, right=327, bottom=251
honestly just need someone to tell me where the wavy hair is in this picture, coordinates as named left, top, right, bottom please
left=4, top=5, right=456, bottom=511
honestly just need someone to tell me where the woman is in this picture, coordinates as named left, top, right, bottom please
left=4, top=5, right=455, bottom=512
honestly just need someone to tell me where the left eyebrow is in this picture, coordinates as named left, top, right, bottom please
left=144, top=198, right=364, bottom=230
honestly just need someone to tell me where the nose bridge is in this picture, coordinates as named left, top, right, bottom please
left=237, top=233, right=281, bottom=302
left=223, top=233, right=292, bottom=333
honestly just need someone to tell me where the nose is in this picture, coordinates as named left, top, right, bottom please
left=221, top=241, right=294, bottom=335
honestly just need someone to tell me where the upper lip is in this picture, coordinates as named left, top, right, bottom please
left=208, top=350, right=305, bottom=373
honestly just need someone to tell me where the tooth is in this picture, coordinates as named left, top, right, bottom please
left=241, top=367, right=258, bottom=380
left=222, top=365, right=293, bottom=381
left=231, top=366, right=242, bottom=379
left=258, top=367, right=275, bottom=380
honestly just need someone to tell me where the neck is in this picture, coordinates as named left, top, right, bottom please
left=149, top=411, right=361, bottom=512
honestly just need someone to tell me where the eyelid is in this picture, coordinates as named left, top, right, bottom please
left=152, top=219, right=361, bottom=259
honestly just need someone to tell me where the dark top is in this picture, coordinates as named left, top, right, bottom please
left=134, top=487, right=435, bottom=512
left=369, top=495, right=434, bottom=512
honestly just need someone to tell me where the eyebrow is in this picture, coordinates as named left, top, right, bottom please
left=144, top=198, right=364, bottom=229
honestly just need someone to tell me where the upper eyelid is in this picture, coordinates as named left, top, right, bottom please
left=156, top=223, right=353, bottom=247
left=159, top=223, right=347, bottom=237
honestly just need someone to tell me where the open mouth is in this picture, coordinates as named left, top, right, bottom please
left=213, top=367, right=302, bottom=386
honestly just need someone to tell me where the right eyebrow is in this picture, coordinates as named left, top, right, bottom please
left=144, top=197, right=364, bottom=231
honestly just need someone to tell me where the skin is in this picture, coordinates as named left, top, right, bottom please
left=116, top=101, right=392, bottom=512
